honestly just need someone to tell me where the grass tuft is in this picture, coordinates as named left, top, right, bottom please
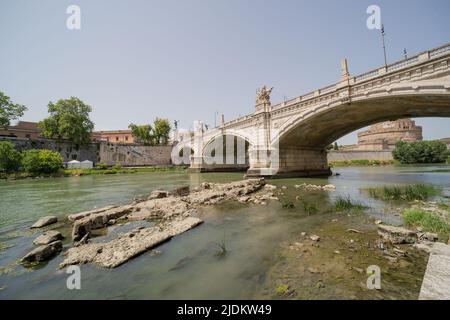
left=402, top=208, right=450, bottom=234
left=366, top=184, right=439, bottom=201
left=215, top=241, right=227, bottom=257
left=334, top=196, right=368, bottom=211
left=301, top=201, right=318, bottom=215
left=281, top=200, right=295, bottom=209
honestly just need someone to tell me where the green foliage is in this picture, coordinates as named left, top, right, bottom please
left=329, top=160, right=394, bottom=167
left=301, top=201, right=318, bottom=215
left=402, top=209, right=450, bottom=234
left=38, top=97, right=94, bottom=145
left=128, top=123, right=153, bottom=145
left=95, top=162, right=108, bottom=170
left=112, top=164, right=122, bottom=171
left=215, top=241, right=227, bottom=257
left=129, top=118, right=171, bottom=145
left=366, top=184, right=439, bottom=201
left=393, top=140, right=449, bottom=164
left=21, top=149, right=63, bottom=174
left=0, top=91, right=27, bottom=128
left=275, top=284, right=290, bottom=296
left=334, top=196, right=368, bottom=211
left=0, top=141, right=22, bottom=172
left=281, top=200, right=295, bottom=209
left=153, top=118, right=171, bottom=145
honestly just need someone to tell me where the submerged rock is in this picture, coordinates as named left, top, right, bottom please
left=33, top=230, right=63, bottom=245
left=21, top=241, right=63, bottom=263
left=30, top=216, right=57, bottom=229
left=264, top=184, right=277, bottom=191
left=378, top=225, right=417, bottom=244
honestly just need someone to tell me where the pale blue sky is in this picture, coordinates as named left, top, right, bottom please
left=1, top=0, right=449, bottom=144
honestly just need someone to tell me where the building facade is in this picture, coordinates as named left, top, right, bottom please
left=0, top=121, right=42, bottom=139
left=92, top=130, right=134, bottom=144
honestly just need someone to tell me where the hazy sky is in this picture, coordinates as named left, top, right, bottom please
left=1, top=0, right=449, bottom=144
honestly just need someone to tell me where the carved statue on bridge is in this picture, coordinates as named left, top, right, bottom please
left=256, top=85, right=273, bottom=106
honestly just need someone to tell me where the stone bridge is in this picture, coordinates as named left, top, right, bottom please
left=178, top=43, right=450, bottom=178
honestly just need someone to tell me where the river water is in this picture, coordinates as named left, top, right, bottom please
left=0, top=165, right=449, bottom=299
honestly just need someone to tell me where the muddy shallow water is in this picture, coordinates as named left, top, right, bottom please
left=0, top=165, right=449, bottom=299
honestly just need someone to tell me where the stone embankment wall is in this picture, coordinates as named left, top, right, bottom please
left=1, top=137, right=174, bottom=166
left=99, top=143, right=173, bottom=166
left=327, top=150, right=394, bottom=162
left=0, top=137, right=100, bottom=163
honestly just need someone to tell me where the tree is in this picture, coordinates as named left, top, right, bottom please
left=21, top=149, right=63, bottom=174
left=0, top=91, right=27, bottom=128
left=153, top=118, right=171, bottom=145
left=128, top=123, right=153, bottom=145
left=393, top=140, right=449, bottom=164
left=38, top=97, right=94, bottom=145
left=0, top=141, right=22, bottom=172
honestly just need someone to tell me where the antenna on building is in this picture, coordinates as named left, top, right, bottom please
left=381, top=24, right=388, bottom=66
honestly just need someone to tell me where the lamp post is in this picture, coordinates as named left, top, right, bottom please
left=381, top=24, right=387, bottom=66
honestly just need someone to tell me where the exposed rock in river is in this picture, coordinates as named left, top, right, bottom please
left=294, top=183, right=336, bottom=191
left=60, top=217, right=203, bottom=268
left=147, top=190, right=169, bottom=200
left=30, top=216, right=57, bottom=228
left=377, top=225, right=417, bottom=244
left=68, top=205, right=119, bottom=222
left=72, top=205, right=134, bottom=241
left=33, top=230, right=64, bottom=245
left=61, top=179, right=267, bottom=268
left=21, top=241, right=62, bottom=263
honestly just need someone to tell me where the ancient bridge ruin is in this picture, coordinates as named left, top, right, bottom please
left=179, top=42, right=450, bottom=178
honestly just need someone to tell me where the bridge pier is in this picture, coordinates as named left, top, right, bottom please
left=246, top=147, right=331, bottom=178
left=188, top=156, right=249, bottom=173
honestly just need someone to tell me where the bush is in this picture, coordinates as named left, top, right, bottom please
left=393, top=140, right=449, bottom=164
left=112, top=164, right=122, bottom=171
left=0, top=141, right=22, bottom=172
left=21, top=149, right=63, bottom=174
left=95, top=162, right=108, bottom=170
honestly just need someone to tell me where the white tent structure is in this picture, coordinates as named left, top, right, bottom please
left=67, top=160, right=81, bottom=169
left=80, top=160, right=94, bottom=169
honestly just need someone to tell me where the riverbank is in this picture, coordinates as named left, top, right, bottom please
left=329, top=160, right=395, bottom=167
left=0, top=165, right=188, bottom=180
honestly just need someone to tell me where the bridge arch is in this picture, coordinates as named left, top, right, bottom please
left=270, top=92, right=450, bottom=177
left=200, top=132, right=251, bottom=172
left=273, top=93, right=450, bottom=149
